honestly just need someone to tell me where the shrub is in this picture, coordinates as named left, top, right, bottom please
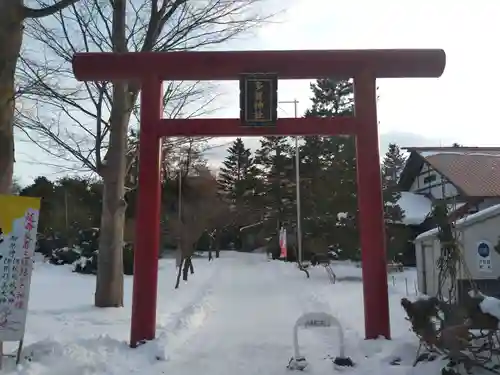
left=73, top=250, right=98, bottom=274
left=73, top=244, right=134, bottom=275
left=123, top=243, right=134, bottom=276
left=36, top=232, right=68, bottom=258
left=38, top=227, right=135, bottom=275
left=76, top=228, right=100, bottom=258
left=48, top=247, right=81, bottom=265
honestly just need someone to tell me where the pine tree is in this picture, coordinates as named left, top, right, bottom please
left=381, top=143, right=408, bottom=261
left=302, top=79, right=359, bottom=259
left=218, top=138, right=254, bottom=199
left=381, top=143, right=406, bottom=189
left=254, top=136, right=295, bottom=241
left=217, top=138, right=258, bottom=225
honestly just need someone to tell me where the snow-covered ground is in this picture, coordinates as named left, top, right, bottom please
left=4, top=252, right=441, bottom=375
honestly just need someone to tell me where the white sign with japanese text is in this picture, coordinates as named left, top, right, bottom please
left=0, top=196, right=40, bottom=342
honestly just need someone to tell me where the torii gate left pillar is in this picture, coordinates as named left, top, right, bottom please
left=72, top=49, right=446, bottom=348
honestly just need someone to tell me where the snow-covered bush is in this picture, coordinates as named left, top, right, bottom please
left=73, top=249, right=98, bottom=274
left=48, top=247, right=81, bottom=265
left=38, top=227, right=134, bottom=275
left=35, top=232, right=68, bottom=257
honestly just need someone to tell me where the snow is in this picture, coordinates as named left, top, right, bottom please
left=337, top=212, right=348, bottom=220
left=479, top=296, right=500, bottom=327
left=419, top=151, right=500, bottom=157
left=396, top=192, right=433, bottom=225
left=416, top=202, right=500, bottom=241
left=4, top=252, right=443, bottom=374
left=469, top=290, right=500, bottom=328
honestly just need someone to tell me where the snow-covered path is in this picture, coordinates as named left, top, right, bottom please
left=162, top=253, right=305, bottom=374
left=160, top=253, right=386, bottom=374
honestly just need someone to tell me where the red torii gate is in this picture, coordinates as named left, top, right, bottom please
left=72, top=49, right=446, bottom=348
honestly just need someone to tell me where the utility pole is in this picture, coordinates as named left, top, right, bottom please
left=64, top=189, right=69, bottom=231
left=176, top=168, right=183, bottom=267
left=278, top=99, right=302, bottom=265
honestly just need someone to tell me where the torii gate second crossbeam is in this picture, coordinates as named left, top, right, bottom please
left=71, top=48, right=446, bottom=348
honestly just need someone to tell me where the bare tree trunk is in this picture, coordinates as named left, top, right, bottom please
left=0, top=2, right=22, bottom=194
left=94, top=0, right=127, bottom=307
left=95, top=178, right=126, bottom=306
left=215, top=235, right=220, bottom=258
left=0, top=0, right=79, bottom=194
left=174, top=258, right=184, bottom=289
left=175, top=249, right=182, bottom=267
left=182, top=257, right=190, bottom=281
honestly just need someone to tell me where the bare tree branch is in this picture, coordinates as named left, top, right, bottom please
left=23, top=0, right=80, bottom=19
left=17, top=0, right=277, bottom=176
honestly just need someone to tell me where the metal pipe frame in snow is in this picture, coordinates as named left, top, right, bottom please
left=293, top=312, right=346, bottom=359
left=70, top=48, right=447, bottom=348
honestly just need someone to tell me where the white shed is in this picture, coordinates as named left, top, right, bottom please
left=414, top=203, right=500, bottom=301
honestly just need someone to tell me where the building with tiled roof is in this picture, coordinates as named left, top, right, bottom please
left=396, top=146, right=500, bottom=265
left=399, top=146, right=500, bottom=219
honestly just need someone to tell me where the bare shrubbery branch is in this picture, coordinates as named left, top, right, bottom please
left=402, top=203, right=500, bottom=375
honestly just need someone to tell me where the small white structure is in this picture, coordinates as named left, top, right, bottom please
left=415, top=204, right=500, bottom=300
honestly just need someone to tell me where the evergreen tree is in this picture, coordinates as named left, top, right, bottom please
left=254, top=136, right=295, bottom=241
left=217, top=138, right=258, bottom=226
left=302, top=79, right=359, bottom=259
left=381, top=143, right=408, bottom=261
left=218, top=138, right=254, bottom=199
left=381, top=143, right=407, bottom=188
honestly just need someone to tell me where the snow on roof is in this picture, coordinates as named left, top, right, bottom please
left=419, top=151, right=500, bottom=158
left=396, top=192, right=433, bottom=226
left=415, top=202, right=500, bottom=242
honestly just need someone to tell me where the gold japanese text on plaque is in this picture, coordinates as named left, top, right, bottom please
left=239, top=73, right=278, bottom=126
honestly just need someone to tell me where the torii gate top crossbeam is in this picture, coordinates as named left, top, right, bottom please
left=72, top=49, right=446, bottom=81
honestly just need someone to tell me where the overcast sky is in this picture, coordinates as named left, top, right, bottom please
left=14, top=0, right=499, bottom=185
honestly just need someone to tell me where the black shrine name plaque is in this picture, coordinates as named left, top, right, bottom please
left=239, top=73, right=278, bottom=127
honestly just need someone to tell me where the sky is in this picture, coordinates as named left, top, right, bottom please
left=14, top=0, right=500, bottom=186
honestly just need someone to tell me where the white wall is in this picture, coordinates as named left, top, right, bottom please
left=461, top=214, right=500, bottom=280
left=409, top=163, right=459, bottom=200
left=416, top=236, right=459, bottom=299
left=416, top=213, right=500, bottom=299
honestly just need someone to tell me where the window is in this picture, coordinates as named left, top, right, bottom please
left=423, top=174, right=437, bottom=184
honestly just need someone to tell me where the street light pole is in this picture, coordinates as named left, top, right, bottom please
left=176, top=168, right=183, bottom=267
left=278, top=99, right=302, bottom=265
